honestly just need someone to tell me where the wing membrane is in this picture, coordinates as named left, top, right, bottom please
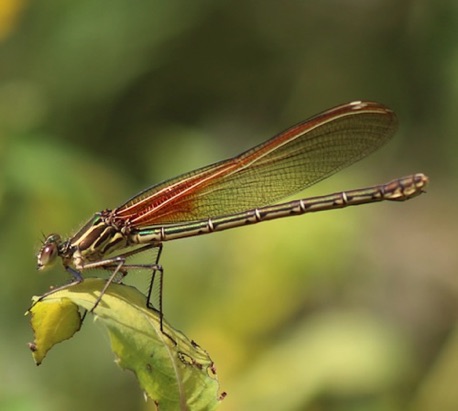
left=115, top=101, right=397, bottom=226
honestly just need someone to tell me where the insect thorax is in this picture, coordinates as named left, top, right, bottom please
left=68, top=212, right=130, bottom=267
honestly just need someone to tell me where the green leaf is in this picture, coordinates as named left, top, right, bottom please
left=27, top=279, right=225, bottom=411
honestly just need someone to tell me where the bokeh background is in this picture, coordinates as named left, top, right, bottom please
left=1, top=1, right=456, bottom=410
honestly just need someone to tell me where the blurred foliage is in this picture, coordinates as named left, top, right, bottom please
left=0, top=1, right=456, bottom=410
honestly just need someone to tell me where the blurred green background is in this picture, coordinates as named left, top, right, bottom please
left=0, top=1, right=456, bottom=410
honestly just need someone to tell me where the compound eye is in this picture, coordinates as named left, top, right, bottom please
left=37, top=235, right=61, bottom=270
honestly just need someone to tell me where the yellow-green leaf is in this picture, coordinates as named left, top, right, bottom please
left=27, top=279, right=224, bottom=411
left=27, top=296, right=82, bottom=365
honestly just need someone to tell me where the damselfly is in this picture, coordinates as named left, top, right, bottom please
left=37, top=101, right=428, bottom=322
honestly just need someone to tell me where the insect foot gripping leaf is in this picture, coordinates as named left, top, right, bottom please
left=27, top=279, right=225, bottom=411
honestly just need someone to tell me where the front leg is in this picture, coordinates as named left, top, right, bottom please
left=90, top=257, right=127, bottom=312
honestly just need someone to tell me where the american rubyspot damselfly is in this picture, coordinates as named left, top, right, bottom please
left=36, top=101, right=428, bottom=321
